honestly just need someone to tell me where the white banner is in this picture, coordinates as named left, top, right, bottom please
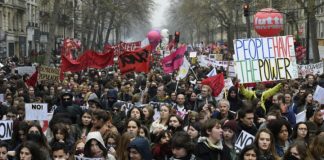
left=25, top=103, right=48, bottom=120
left=0, top=120, right=13, bottom=140
left=176, top=57, right=190, bottom=80
left=297, top=62, right=324, bottom=77
left=15, top=66, right=36, bottom=75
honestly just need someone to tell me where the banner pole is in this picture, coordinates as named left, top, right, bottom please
left=190, top=67, right=198, bottom=80
left=175, top=80, right=179, bottom=92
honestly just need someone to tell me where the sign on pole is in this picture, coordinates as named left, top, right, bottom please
left=233, top=35, right=298, bottom=83
left=235, top=130, right=255, bottom=153
left=39, top=66, right=60, bottom=81
left=297, top=62, right=324, bottom=78
left=0, top=120, right=13, bottom=140
left=25, top=103, right=48, bottom=120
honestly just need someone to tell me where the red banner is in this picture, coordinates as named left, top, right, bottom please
left=118, top=45, right=151, bottom=74
left=60, top=49, right=114, bottom=79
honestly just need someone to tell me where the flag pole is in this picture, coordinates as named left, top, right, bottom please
left=175, top=80, right=179, bottom=92
left=190, top=67, right=198, bottom=80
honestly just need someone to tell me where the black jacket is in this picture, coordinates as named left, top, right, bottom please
left=195, top=141, right=231, bottom=160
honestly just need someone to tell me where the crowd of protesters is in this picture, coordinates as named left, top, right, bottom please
left=0, top=49, right=323, bottom=160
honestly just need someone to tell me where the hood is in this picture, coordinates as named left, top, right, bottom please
left=128, top=137, right=152, bottom=160
left=85, top=131, right=106, bottom=149
left=88, top=98, right=102, bottom=108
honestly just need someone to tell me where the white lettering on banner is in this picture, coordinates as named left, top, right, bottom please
left=233, top=36, right=298, bottom=83
left=25, top=103, right=48, bottom=120
left=0, top=121, right=13, bottom=140
left=235, top=130, right=255, bottom=153
left=297, top=62, right=324, bottom=77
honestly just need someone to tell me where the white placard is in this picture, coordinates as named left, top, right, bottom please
left=75, top=156, right=104, bottom=160
left=189, top=52, right=197, bottom=57
left=235, top=130, right=255, bottom=153
left=0, top=120, right=13, bottom=140
left=296, top=110, right=306, bottom=123
left=314, top=85, right=324, bottom=104
left=15, top=66, right=36, bottom=75
left=25, top=103, right=48, bottom=120
left=298, top=62, right=324, bottom=77
left=0, top=94, right=3, bottom=102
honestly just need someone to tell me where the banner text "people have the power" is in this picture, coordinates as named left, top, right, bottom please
left=234, top=36, right=298, bottom=83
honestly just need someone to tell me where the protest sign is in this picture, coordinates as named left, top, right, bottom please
left=75, top=156, right=105, bottom=160
left=0, top=120, right=13, bottom=140
left=297, top=62, right=324, bottom=77
left=15, top=66, right=36, bottom=75
left=0, top=94, right=3, bottom=102
left=189, top=52, right=197, bottom=58
left=296, top=110, right=306, bottom=123
left=233, top=36, right=298, bottom=83
left=235, top=130, right=255, bottom=153
left=314, top=85, right=324, bottom=104
left=39, top=66, right=60, bottom=81
left=25, top=103, right=48, bottom=120
left=215, top=54, right=223, bottom=61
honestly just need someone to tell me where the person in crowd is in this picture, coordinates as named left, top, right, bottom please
left=196, top=85, right=216, bottom=112
left=167, top=114, right=184, bottom=134
left=128, top=137, right=152, bottom=160
left=91, top=109, right=117, bottom=139
left=0, top=141, right=9, bottom=160
left=53, top=91, right=82, bottom=124
left=276, top=94, right=296, bottom=127
left=11, top=121, right=29, bottom=150
left=150, top=85, right=171, bottom=103
left=26, top=123, right=51, bottom=158
left=127, top=107, right=145, bottom=123
left=116, top=132, right=136, bottom=160
left=283, top=140, right=313, bottom=160
left=222, top=120, right=238, bottom=160
left=84, top=131, right=116, bottom=159
left=71, top=139, right=85, bottom=158
left=16, top=141, right=46, bottom=160
left=308, top=107, right=324, bottom=131
left=195, top=119, right=231, bottom=160
left=187, top=122, right=201, bottom=143
left=139, top=125, right=151, bottom=142
left=111, top=101, right=127, bottom=133
left=142, top=105, right=154, bottom=129
left=169, top=131, right=196, bottom=160
left=173, top=94, right=188, bottom=119
left=267, top=119, right=292, bottom=157
left=105, top=132, right=119, bottom=158
left=187, top=92, right=198, bottom=111
left=291, top=122, right=309, bottom=144
left=258, top=110, right=281, bottom=130
left=227, top=86, right=243, bottom=112
left=151, top=129, right=172, bottom=160
left=118, top=81, right=133, bottom=102
left=237, top=108, right=258, bottom=136
left=4, top=107, right=17, bottom=121
left=87, top=97, right=103, bottom=112
left=51, top=142, right=70, bottom=160
left=304, top=74, right=317, bottom=92
left=49, top=123, right=74, bottom=153
left=73, top=110, right=92, bottom=141
left=254, top=128, right=280, bottom=160
left=238, top=144, right=258, bottom=160
left=125, top=118, right=141, bottom=136
left=212, top=99, right=235, bottom=123
left=150, top=104, right=172, bottom=135
left=309, top=134, right=324, bottom=159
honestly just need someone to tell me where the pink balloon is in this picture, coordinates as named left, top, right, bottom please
left=147, top=30, right=161, bottom=43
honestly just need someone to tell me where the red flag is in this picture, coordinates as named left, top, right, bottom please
left=25, top=70, right=38, bottom=87
left=161, top=46, right=186, bottom=73
left=202, top=73, right=225, bottom=97
left=118, top=45, right=151, bottom=74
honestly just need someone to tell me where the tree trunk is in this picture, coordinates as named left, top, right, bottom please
left=98, top=12, right=106, bottom=50
left=309, top=11, right=320, bottom=62
left=104, top=12, right=115, bottom=44
left=45, top=0, right=61, bottom=65
left=227, top=23, right=234, bottom=55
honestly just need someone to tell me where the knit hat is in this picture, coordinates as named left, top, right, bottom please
left=222, top=120, right=238, bottom=133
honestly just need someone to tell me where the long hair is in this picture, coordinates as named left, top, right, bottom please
left=26, top=123, right=51, bottom=151
left=16, top=141, right=46, bottom=160
left=309, top=134, right=324, bottom=159
left=116, top=132, right=136, bottom=160
left=291, top=122, right=309, bottom=143
left=254, top=128, right=279, bottom=158
left=283, top=140, right=313, bottom=160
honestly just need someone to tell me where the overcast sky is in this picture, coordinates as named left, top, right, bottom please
left=151, top=0, right=170, bottom=29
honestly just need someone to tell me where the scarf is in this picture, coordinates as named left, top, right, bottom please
left=204, top=138, right=223, bottom=150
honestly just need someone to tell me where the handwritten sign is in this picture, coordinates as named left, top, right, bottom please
left=235, top=130, right=255, bottom=153
left=234, top=36, right=298, bottom=83
left=15, top=66, right=36, bottom=75
left=0, top=121, right=13, bottom=140
left=25, top=103, right=48, bottom=120
left=39, top=66, right=60, bottom=81
left=298, top=62, right=324, bottom=77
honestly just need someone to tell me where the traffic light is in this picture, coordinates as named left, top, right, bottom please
left=243, top=3, right=249, bottom=17
left=175, top=31, right=180, bottom=43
